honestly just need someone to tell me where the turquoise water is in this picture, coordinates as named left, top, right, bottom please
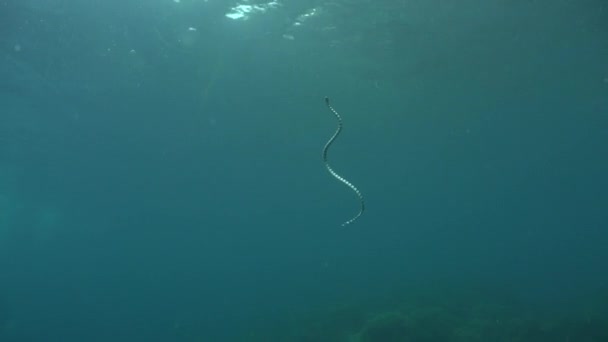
left=1, top=0, right=607, bottom=341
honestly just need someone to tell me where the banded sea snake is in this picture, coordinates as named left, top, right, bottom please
left=323, top=97, right=365, bottom=226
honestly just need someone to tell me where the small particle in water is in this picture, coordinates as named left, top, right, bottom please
left=14, top=44, right=21, bottom=52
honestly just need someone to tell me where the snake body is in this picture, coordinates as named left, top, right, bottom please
left=323, top=97, right=365, bottom=226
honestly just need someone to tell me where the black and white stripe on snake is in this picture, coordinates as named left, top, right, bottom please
left=323, top=97, right=365, bottom=226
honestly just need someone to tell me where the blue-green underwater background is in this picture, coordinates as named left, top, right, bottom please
left=1, top=0, right=608, bottom=341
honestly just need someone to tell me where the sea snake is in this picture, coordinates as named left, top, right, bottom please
left=323, top=97, right=365, bottom=226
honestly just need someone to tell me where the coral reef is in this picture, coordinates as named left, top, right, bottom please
left=244, top=288, right=608, bottom=342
